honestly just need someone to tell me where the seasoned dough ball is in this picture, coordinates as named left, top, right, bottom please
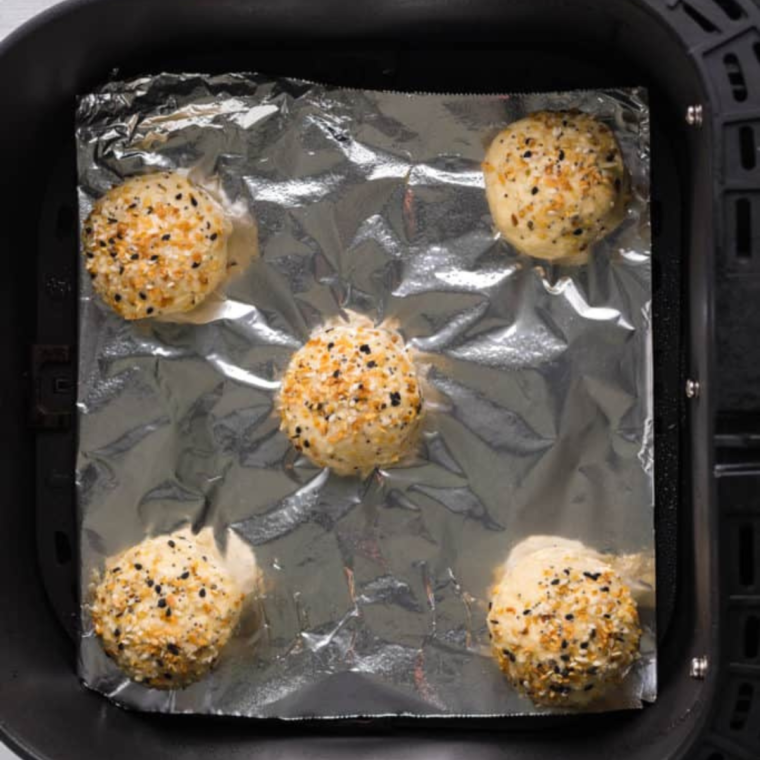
left=483, top=110, right=628, bottom=265
left=278, top=317, right=423, bottom=477
left=82, top=172, right=231, bottom=319
left=91, top=532, right=245, bottom=689
left=487, top=540, right=641, bottom=708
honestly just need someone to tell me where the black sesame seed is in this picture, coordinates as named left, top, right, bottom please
left=117, top=643, right=125, bottom=651
left=606, top=152, right=615, bottom=162
left=587, top=666, right=599, bottom=675
left=99, top=240, right=106, bottom=248
left=584, top=684, right=594, bottom=691
left=210, top=232, right=218, bottom=241
left=175, top=193, right=183, bottom=200
left=154, top=585, right=162, bottom=594
left=113, top=628, right=121, bottom=638
left=488, top=601, right=493, bottom=610
left=561, top=639, right=568, bottom=649
left=130, top=253, right=139, bottom=260
left=168, top=540, right=176, bottom=548
left=167, top=644, right=180, bottom=655
left=583, top=572, right=601, bottom=581
left=199, top=589, right=206, bottom=598
left=580, top=642, right=589, bottom=649
left=558, top=150, right=565, bottom=161
left=304, top=440, right=310, bottom=448
left=147, top=307, right=154, bottom=315
left=560, top=654, right=570, bottom=662
left=523, top=609, right=531, bottom=616
left=333, top=370, right=340, bottom=378
left=359, top=344, right=371, bottom=354
left=150, top=254, right=159, bottom=261
left=390, top=391, right=401, bottom=407
left=85, top=227, right=92, bottom=235
left=523, top=150, right=532, bottom=158
left=157, top=598, right=167, bottom=608
left=531, top=187, right=539, bottom=195
left=192, top=262, right=200, bottom=268
left=134, top=564, right=142, bottom=571
left=161, top=234, right=171, bottom=241
left=590, top=629, right=597, bottom=639
left=565, top=614, right=574, bottom=621
left=295, top=426, right=302, bottom=434
left=165, top=608, right=172, bottom=618
left=367, top=361, right=377, bottom=368
left=551, top=579, right=560, bottom=586
left=114, top=294, right=122, bottom=302
left=146, top=579, right=154, bottom=587
left=180, top=571, right=190, bottom=580
left=190, top=195, right=198, bottom=207
left=573, top=228, right=583, bottom=236
left=600, top=586, right=610, bottom=592
left=327, top=342, right=334, bottom=350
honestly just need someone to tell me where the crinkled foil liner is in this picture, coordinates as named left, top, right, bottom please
left=75, top=73, right=654, bottom=718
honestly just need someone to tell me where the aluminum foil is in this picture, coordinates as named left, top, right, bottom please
left=75, top=73, right=654, bottom=717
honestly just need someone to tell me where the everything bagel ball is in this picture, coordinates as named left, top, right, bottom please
left=90, top=532, right=245, bottom=689
left=487, top=541, right=641, bottom=708
left=278, top=317, right=424, bottom=477
left=82, top=172, right=231, bottom=319
left=483, top=110, right=629, bottom=265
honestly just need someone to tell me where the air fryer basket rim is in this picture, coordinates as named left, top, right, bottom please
left=1, top=0, right=757, bottom=758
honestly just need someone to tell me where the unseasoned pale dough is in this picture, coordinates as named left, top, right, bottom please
left=483, top=111, right=628, bottom=265
left=82, top=172, right=231, bottom=319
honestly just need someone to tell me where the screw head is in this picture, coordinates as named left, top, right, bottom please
left=690, top=656, right=708, bottom=679
left=686, top=105, right=703, bottom=126
left=685, top=379, right=700, bottom=398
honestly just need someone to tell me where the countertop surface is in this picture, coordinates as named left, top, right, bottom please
left=0, top=0, right=60, bottom=42
left=1, top=3, right=65, bottom=754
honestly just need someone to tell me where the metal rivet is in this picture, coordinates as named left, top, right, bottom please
left=690, top=656, right=708, bottom=679
left=686, top=105, right=703, bottom=126
left=685, top=379, right=700, bottom=398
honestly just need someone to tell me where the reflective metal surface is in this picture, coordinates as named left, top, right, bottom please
left=76, top=74, right=653, bottom=717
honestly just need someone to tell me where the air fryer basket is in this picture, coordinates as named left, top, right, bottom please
left=1, top=0, right=758, bottom=758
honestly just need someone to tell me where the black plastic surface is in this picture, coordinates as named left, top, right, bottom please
left=0, top=0, right=753, bottom=758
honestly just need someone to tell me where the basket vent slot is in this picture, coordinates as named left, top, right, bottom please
left=730, top=682, right=753, bottom=730
left=735, top=198, right=752, bottom=258
left=745, top=614, right=759, bottom=658
left=740, top=126, right=757, bottom=170
left=725, top=53, right=748, bottom=102
left=739, top=522, right=755, bottom=585
left=683, top=2, right=720, bottom=32
left=711, top=0, right=745, bottom=21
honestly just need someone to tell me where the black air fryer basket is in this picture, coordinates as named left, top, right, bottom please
left=1, top=0, right=759, bottom=758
